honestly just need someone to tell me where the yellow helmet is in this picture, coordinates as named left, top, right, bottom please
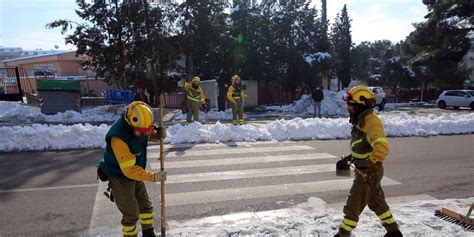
left=125, top=101, right=154, bottom=133
left=231, top=74, right=240, bottom=82
left=192, top=76, right=201, bottom=83
left=344, top=86, right=375, bottom=106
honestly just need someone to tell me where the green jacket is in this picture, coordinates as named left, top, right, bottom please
left=99, top=116, right=148, bottom=179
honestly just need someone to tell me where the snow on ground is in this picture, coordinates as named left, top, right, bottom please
left=0, top=101, right=123, bottom=125
left=167, top=197, right=474, bottom=236
left=1, top=111, right=474, bottom=152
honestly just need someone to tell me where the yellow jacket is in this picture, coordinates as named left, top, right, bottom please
left=351, top=110, right=389, bottom=164
left=182, top=79, right=205, bottom=104
left=227, top=85, right=247, bottom=104
left=110, top=130, right=163, bottom=182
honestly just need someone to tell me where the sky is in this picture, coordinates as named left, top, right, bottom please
left=0, top=0, right=428, bottom=51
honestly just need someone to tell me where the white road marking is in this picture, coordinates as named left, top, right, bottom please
left=150, top=152, right=336, bottom=169
left=165, top=164, right=336, bottom=184
left=165, top=177, right=401, bottom=206
left=149, top=145, right=316, bottom=158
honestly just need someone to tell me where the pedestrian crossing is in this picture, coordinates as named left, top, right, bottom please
left=88, top=141, right=430, bottom=235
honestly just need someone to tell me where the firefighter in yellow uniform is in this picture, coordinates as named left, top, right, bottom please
left=227, top=74, right=247, bottom=125
left=336, top=86, right=402, bottom=237
left=98, top=101, right=167, bottom=237
left=181, top=76, right=207, bottom=124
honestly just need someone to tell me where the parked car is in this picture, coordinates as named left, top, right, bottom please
left=436, top=90, right=474, bottom=110
left=368, top=86, right=386, bottom=110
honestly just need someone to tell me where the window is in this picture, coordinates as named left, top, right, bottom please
left=33, top=64, right=56, bottom=77
left=456, top=91, right=468, bottom=97
left=444, top=91, right=456, bottom=96
left=466, top=91, right=474, bottom=97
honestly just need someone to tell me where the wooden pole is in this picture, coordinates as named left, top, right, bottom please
left=159, top=94, right=166, bottom=237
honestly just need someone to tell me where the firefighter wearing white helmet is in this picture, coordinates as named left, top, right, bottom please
left=335, top=86, right=402, bottom=237
left=227, top=74, right=248, bottom=125
left=98, top=101, right=167, bottom=237
left=181, top=76, right=207, bottom=123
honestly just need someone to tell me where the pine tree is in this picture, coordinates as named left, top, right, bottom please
left=406, top=0, right=472, bottom=88
left=330, top=4, right=352, bottom=89
left=176, top=0, right=228, bottom=80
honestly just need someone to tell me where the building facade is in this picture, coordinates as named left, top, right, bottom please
left=1, top=51, right=93, bottom=79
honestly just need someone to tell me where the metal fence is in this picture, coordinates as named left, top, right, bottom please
left=0, top=67, right=33, bottom=102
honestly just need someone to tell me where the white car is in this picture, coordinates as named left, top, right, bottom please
left=436, top=90, right=474, bottom=110
left=368, top=86, right=386, bottom=110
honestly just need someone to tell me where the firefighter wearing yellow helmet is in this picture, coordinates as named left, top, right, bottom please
left=227, top=74, right=248, bottom=125
left=98, top=101, right=167, bottom=237
left=335, top=86, right=402, bottom=237
left=181, top=76, right=207, bottom=124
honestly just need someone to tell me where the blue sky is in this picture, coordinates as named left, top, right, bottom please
left=0, top=0, right=428, bottom=50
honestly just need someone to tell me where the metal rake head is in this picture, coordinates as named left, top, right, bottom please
left=435, top=209, right=474, bottom=232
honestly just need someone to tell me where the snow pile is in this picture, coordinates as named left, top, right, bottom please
left=0, top=123, right=109, bottom=152
left=0, top=101, right=47, bottom=124
left=263, top=90, right=348, bottom=117
left=383, top=113, right=474, bottom=137
left=44, top=105, right=124, bottom=123
left=2, top=112, right=473, bottom=152
left=167, top=112, right=474, bottom=144
left=0, top=101, right=123, bottom=124
left=167, top=197, right=474, bottom=236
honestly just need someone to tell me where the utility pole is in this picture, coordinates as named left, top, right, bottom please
left=321, top=0, right=330, bottom=90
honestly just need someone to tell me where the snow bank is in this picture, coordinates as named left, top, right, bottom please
left=0, top=101, right=123, bottom=125
left=1, top=113, right=473, bottom=152
left=0, top=123, right=109, bottom=152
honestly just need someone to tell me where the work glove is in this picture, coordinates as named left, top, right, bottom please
left=153, top=125, right=167, bottom=139
left=154, top=171, right=167, bottom=182
left=365, top=161, right=382, bottom=184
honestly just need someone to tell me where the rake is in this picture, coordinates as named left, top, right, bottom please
left=435, top=203, right=474, bottom=231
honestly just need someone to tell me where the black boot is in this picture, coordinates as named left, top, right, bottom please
left=142, top=228, right=157, bottom=237
left=385, top=230, right=403, bottom=237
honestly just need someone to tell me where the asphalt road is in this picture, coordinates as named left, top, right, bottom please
left=0, top=135, right=473, bottom=236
